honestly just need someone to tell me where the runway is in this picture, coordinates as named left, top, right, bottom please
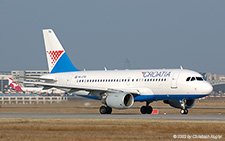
left=0, top=113, right=224, bottom=121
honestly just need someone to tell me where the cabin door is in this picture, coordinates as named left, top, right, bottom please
left=171, top=72, right=179, bottom=89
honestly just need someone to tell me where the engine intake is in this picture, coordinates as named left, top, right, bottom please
left=106, top=92, right=134, bottom=109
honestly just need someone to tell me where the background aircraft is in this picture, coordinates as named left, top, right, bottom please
left=9, top=77, right=64, bottom=95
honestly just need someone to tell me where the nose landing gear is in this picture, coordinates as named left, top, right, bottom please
left=180, top=109, right=188, bottom=114
left=180, top=99, right=188, bottom=115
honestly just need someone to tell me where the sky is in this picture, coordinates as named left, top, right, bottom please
left=0, top=0, right=225, bottom=74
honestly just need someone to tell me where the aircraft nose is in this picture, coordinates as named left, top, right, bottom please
left=204, top=82, right=213, bottom=94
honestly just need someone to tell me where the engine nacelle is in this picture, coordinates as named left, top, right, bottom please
left=163, top=99, right=195, bottom=109
left=106, top=92, right=134, bottom=109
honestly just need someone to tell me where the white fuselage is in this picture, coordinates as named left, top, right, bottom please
left=41, top=69, right=212, bottom=101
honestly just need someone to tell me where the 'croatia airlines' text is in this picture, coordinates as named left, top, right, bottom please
left=143, top=71, right=171, bottom=78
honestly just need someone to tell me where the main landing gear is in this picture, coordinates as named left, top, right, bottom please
left=180, top=99, right=188, bottom=115
left=99, top=105, right=112, bottom=114
left=140, top=101, right=153, bottom=114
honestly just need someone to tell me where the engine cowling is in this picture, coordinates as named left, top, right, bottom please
left=106, top=92, right=134, bottom=109
left=163, top=99, right=195, bottom=109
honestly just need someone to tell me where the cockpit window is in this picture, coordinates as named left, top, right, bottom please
left=186, top=77, right=204, bottom=81
left=196, top=77, right=203, bottom=81
left=186, top=77, right=191, bottom=81
left=191, top=77, right=196, bottom=81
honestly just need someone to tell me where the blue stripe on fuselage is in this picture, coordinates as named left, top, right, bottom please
left=133, top=94, right=208, bottom=101
left=51, top=53, right=80, bottom=73
left=76, top=94, right=208, bottom=101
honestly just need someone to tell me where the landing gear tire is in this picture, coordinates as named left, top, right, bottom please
left=180, top=109, right=188, bottom=115
left=140, top=106, right=153, bottom=114
left=99, top=106, right=112, bottom=114
left=106, top=106, right=112, bottom=114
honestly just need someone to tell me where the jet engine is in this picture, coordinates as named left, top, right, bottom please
left=105, top=92, right=134, bottom=109
left=163, top=99, right=195, bottom=109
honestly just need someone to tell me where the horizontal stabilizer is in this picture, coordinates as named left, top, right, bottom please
left=19, top=76, right=56, bottom=82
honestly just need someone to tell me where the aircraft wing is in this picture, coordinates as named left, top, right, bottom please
left=23, top=81, right=136, bottom=95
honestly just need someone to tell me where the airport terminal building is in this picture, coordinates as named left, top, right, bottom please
left=11, top=70, right=49, bottom=87
left=0, top=71, right=11, bottom=93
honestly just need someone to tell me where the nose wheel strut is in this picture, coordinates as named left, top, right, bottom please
left=180, top=99, right=188, bottom=115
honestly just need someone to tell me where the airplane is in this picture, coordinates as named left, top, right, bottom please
left=24, top=29, right=213, bottom=115
left=8, top=77, right=64, bottom=95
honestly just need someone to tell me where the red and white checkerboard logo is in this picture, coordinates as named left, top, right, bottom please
left=47, top=50, right=64, bottom=68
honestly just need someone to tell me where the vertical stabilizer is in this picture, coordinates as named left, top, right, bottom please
left=43, top=29, right=79, bottom=73
left=8, top=78, right=23, bottom=92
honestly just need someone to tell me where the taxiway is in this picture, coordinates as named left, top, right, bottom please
left=0, top=113, right=224, bottom=121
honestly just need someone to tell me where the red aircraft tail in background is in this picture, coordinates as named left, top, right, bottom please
left=8, top=78, right=23, bottom=92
